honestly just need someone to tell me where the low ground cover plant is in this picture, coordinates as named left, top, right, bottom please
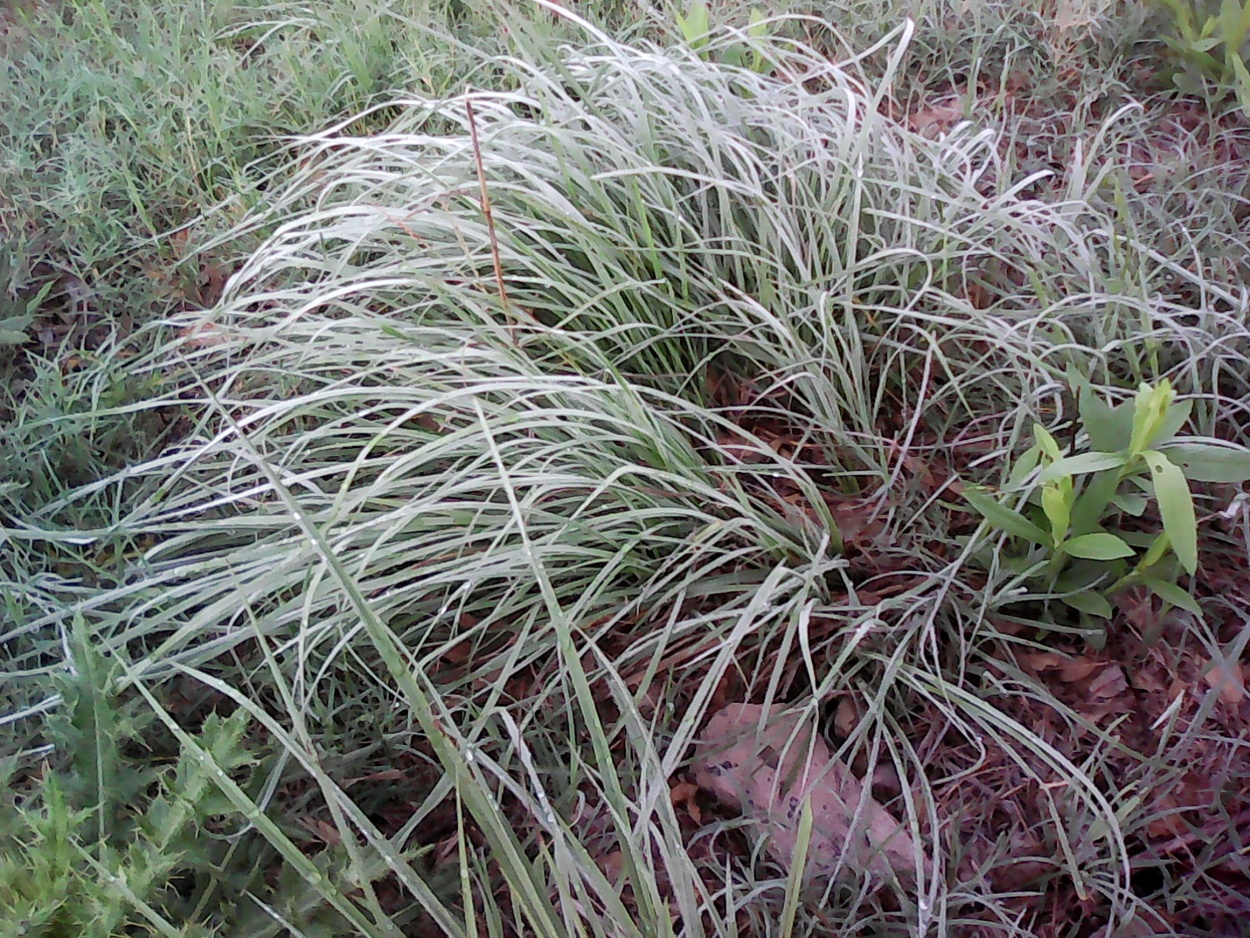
left=3, top=1, right=1250, bottom=936
left=1155, top=0, right=1250, bottom=113
left=965, top=376, right=1250, bottom=637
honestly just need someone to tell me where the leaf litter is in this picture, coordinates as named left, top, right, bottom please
left=692, top=702, right=929, bottom=889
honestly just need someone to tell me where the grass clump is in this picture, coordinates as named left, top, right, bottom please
left=2, top=3, right=1249, bottom=937
left=0, top=0, right=504, bottom=546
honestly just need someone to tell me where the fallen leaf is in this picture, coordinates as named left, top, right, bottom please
left=908, top=101, right=965, bottom=139
left=671, top=780, right=701, bottom=824
left=1202, top=658, right=1245, bottom=707
left=1019, top=651, right=1067, bottom=674
left=826, top=496, right=886, bottom=546
left=693, top=703, right=929, bottom=888
left=298, top=817, right=342, bottom=846
left=1018, top=651, right=1102, bottom=684
left=833, top=696, right=861, bottom=738
left=179, top=320, right=231, bottom=348
left=1087, top=665, right=1128, bottom=700
left=597, top=850, right=624, bottom=883
left=196, top=264, right=228, bottom=306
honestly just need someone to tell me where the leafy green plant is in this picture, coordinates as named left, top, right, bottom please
left=965, top=377, right=1250, bottom=629
left=1154, top=0, right=1250, bottom=114
left=0, top=249, right=53, bottom=347
left=674, top=0, right=771, bottom=72
left=0, top=624, right=259, bottom=938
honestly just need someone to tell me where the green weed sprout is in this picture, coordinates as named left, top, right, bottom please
left=1155, top=0, right=1250, bottom=114
left=965, top=376, right=1250, bottom=628
left=0, top=249, right=53, bottom=347
left=674, top=0, right=771, bottom=72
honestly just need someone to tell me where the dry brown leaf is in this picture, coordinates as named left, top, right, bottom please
left=1059, top=658, right=1104, bottom=684
left=179, top=321, right=231, bottom=348
left=1114, top=586, right=1162, bottom=636
left=1019, top=651, right=1066, bottom=674
left=693, top=703, right=930, bottom=887
left=597, top=850, right=624, bottom=882
left=671, top=780, right=702, bottom=824
left=1087, top=665, right=1128, bottom=700
left=1019, top=651, right=1102, bottom=685
left=717, top=432, right=771, bottom=465
left=826, top=497, right=886, bottom=546
left=908, top=102, right=965, bottom=139
left=297, top=817, right=342, bottom=846
left=833, top=696, right=862, bottom=738
left=1201, top=658, right=1246, bottom=706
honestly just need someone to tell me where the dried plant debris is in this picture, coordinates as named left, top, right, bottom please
left=692, top=702, right=930, bottom=889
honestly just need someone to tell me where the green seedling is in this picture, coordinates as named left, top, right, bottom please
left=0, top=250, right=54, bottom=346
left=675, top=1, right=771, bottom=73
left=965, top=376, right=1250, bottom=633
left=1155, top=0, right=1250, bottom=115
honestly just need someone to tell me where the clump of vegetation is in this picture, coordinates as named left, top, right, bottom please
left=966, top=376, right=1250, bottom=638
left=0, top=625, right=257, bottom=937
left=3, top=0, right=1249, bottom=936
left=1155, top=0, right=1250, bottom=112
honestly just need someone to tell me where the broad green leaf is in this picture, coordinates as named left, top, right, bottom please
left=1037, top=451, right=1125, bottom=484
left=1140, top=531, right=1172, bottom=569
left=746, top=7, right=769, bottom=69
left=1042, top=483, right=1071, bottom=544
left=1152, top=399, right=1192, bottom=446
left=1034, top=423, right=1063, bottom=462
left=1078, top=384, right=1130, bottom=452
left=1129, top=381, right=1173, bottom=456
left=1070, top=470, right=1122, bottom=536
left=0, top=314, right=32, bottom=346
left=1060, top=591, right=1113, bottom=619
left=1141, top=577, right=1203, bottom=616
left=1129, top=383, right=1156, bottom=456
left=963, top=489, right=1051, bottom=544
left=676, top=0, right=711, bottom=45
left=1222, top=0, right=1250, bottom=49
left=1060, top=532, right=1136, bottom=560
left=1005, top=444, right=1042, bottom=491
left=1233, top=52, right=1250, bottom=114
left=1144, top=450, right=1198, bottom=576
left=748, top=6, right=767, bottom=37
left=1161, top=441, right=1250, bottom=483
left=1110, top=490, right=1148, bottom=516
left=1235, top=0, right=1250, bottom=41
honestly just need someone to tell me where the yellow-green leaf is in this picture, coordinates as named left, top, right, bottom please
left=1142, top=577, right=1203, bottom=617
left=963, top=489, right=1051, bottom=544
left=1037, top=451, right=1126, bottom=484
left=1060, top=532, right=1136, bottom=560
left=1060, top=591, right=1113, bottom=619
left=1034, top=423, right=1063, bottom=462
left=1144, top=450, right=1198, bottom=576
left=1129, top=381, right=1174, bottom=456
left=1042, top=484, right=1070, bottom=545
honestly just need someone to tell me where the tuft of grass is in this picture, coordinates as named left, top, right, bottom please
left=2, top=3, right=1248, bottom=937
left=0, top=0, right=487, bottom=287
